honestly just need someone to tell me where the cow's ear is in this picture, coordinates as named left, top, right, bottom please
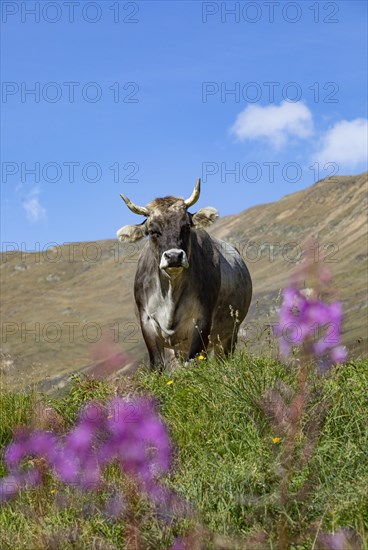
left=191, top=207, right=219, bottom=228
left=117, top=221, right=148, bottom=242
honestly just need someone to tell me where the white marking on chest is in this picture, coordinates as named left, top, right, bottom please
left=147, top=287, right=177, bottom=339
left=146, top=285, right=199, bottom=347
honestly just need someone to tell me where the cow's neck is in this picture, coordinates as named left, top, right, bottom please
left=158, top=267, right=189, bottom=301
left=159, top=268, right=183, bottom=289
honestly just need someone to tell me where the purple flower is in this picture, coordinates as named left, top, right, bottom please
left=319, top=528, right=357, bottom=549
left=79, top=402, right=104, bottom=426
left=0, top=395, right=173, bottom=513
left=103, top=397, right=171, bottom=482
left=65, top=424, right=95, bottom=454
left=0, top=466, right=42, bottom=503
left=4, top=431, right=57, bottom=471
left=4, top=442, right=25, bottom=468
left=277, top=285, right=347, bottom=364
left=331, top=345, right=347, bottom=363
left=170, top=538, right=186, bottom=550
left=53, top=451, right=79, bottom=484
left=0, top=475, right=22, bottom=503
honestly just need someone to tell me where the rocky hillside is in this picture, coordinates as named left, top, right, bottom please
left=1, top=173, right=367, bottom=391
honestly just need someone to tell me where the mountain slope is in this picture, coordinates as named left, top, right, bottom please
left=211, top=173, right=367, bottom=358
left=1, top=173, right=367, bottom=391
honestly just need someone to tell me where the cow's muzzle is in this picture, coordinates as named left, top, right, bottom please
left=160, top=249, right=189, bottom=272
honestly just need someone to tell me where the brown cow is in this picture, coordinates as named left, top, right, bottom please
left=117, top=179, right=252, bottom=370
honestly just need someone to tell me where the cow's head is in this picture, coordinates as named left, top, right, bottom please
left=116, top=179, right=218, bottom=275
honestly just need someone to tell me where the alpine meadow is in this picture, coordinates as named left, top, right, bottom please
left=1, top=1, right=367, bottom=548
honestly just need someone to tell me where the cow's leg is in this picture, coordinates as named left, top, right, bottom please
left=222, top=332, right=238, bottom=356
left=139, top=315, right=165, bottom=371
left=211, top=325, right=239, bottom=358
left=188, top=319, right=212, bottom=360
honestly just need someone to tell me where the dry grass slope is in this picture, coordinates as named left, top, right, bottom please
left=1, top=173, right=367, bottom=391
left=211, top=172, right=368, bottom=359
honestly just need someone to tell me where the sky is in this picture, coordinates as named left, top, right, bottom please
left=1, top=0, right=367, bottom=249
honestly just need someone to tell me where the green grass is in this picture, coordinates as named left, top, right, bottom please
left=0, top=353, right=367, bottom=549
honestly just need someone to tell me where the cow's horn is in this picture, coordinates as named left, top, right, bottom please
left=120, top=194, right=149, bottom=216
left=184, top=178, right=201, bottom=207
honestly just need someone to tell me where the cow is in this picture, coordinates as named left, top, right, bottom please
left=116, top=179, right=252, bottom=370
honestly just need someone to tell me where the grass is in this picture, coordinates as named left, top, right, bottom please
left=0, top=352, right=367, bottom=549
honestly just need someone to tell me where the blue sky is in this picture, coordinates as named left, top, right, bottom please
left=1, top=0, right=367, bottom=249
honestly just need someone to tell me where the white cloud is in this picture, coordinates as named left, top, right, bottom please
left=22, top=186, right=46, bottom=222
left=230, top=101, right=313, bottom=149
left=315, top=118, right=368, bottom=169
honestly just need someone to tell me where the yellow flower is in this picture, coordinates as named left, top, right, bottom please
left=198, top=355, right=205, bottom=360
left=272, top=437, right=281, bottom=444
left=167, top=380, right=174, bottom=385
left=50, top=489, right=56, bottom=494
